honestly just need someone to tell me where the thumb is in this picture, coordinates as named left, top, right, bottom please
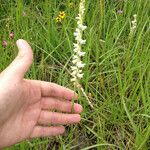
left=2, top=39, right=33, bottom=80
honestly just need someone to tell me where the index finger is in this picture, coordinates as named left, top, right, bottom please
left=39, top=81, right=78, bottom=100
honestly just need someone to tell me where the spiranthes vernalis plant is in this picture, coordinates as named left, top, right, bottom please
left=70, top=0, right=93, bottom=108
left=129, top=14, right=137, bottom=37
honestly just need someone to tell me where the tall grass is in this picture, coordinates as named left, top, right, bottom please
left=0, top=0, right=150, bottom=149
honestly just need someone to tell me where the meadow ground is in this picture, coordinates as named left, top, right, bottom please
left=0, top=0, right=150, bottom=149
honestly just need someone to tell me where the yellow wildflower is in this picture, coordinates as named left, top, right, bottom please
left=55, top=17, right=62, bottom=23
left=68, top=2, right=74, bottom=8
left=59, top=11, right=66, bottom=19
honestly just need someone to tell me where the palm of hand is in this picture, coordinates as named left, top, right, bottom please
left=0, top=40, right=82, bottom=148
left=0, top=79, right=41, bottom=145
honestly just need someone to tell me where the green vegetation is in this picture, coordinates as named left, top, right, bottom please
left=0, top=0, right=150, bottom=149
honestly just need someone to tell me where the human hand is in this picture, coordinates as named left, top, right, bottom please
left=0, top=39, right=82, bottom=148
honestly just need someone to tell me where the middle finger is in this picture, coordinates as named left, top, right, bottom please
left=41, top=97, right=83, bottom=113
left=38, top=111, right=81, bottom=125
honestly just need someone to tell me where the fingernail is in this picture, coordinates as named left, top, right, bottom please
left=73, top=92, right=78, bottom=100
left=75, top=104, right=83, bottom=113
